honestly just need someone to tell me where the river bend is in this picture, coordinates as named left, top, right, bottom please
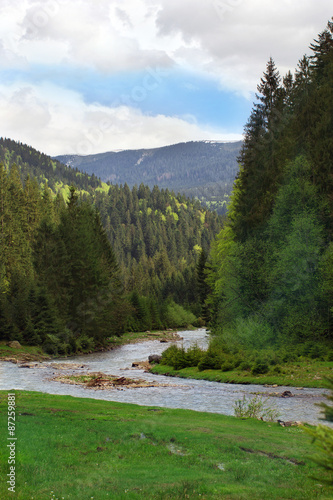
left=0, top=329, right=329, bottom=425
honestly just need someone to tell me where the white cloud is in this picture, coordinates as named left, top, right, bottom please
left=0, top=82, right=240, bottom=155
left=16, top=0, right=173, bottom=72
left=155, top=0, right=333, bottom=93
left=0, top=0, right=332, bottom=154
left=2, top=0, right=331, bottom=89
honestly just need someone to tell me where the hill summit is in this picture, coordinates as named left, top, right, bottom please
left=56, top=140, right=242, bottom=214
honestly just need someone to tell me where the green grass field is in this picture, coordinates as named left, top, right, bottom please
left=0, top=391, right=332, bottom=499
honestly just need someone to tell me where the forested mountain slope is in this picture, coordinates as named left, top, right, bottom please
left=56, top=141, right=242, bottom=214
left=0, top=138, right=223, bottom=350
left=205, top=18, right=333, bottom=354
left=91, top=183, right=222, bottom=304
left=0, top=137, right=103, bottom=196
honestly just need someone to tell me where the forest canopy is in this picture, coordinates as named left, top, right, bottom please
left=204, top=19, right=333, bottom=354
left=0, top=142, right=223, bottom=352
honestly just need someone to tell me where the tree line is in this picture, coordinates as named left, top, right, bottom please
left=0, top=150, right=223, bottom=352
left=202, top=19, right=333, bottom=357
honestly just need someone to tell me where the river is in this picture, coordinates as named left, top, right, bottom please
left=0, top=329, right=329, bottom=425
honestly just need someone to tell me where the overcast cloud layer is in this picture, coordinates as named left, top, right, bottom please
left=0, top=0, right=332, bottom=155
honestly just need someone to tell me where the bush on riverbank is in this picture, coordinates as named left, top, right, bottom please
left=157, top=343, right=333, bottom=388
left=161, top=339, right=333, bottom=374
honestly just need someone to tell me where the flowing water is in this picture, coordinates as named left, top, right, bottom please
left=0, top=329, right=329, bottom=425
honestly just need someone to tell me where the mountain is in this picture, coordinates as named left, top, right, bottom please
left=55, top=140, right=242, bottom=214
left=0, top=137, right=224, bottom=340
left=0, top=137, right=105, bottom=197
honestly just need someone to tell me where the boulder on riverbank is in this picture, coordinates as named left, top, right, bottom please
left=8, top=341, right=22, bottom=349
left=148, top=354, right=162, bottom=364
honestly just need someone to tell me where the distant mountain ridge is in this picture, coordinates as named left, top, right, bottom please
left=56, top=140, right=242, bottom=214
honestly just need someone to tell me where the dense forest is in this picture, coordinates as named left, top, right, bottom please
left=0, top=137, right=103, bottom=194
left=201, top=19, right=333, bottom=358
left=160, top=19, right=333, bottom=377
left=90, top=184, right=222, bottom=305
left=0, top=140, right=223, bottom=353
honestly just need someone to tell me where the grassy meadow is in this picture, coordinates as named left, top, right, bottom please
left=0, top=391, right=332, bottom=499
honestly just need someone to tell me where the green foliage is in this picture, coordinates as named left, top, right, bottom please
left=306, top=424, right=333, bottom=485
left=197, top=352, right=221, bottom=371
left=1, top=142, right=216, bottom=347
left=306, top=371, right=333, bottom=485
left=251, top=361, right=269, bottom=375
left=56, top=140, right=242, bottom=216
left=1, top=138, right=224, bottom=326
left=239, top=361, right=251, bottom=371
left=161, top=344, right=204, bottom=370
left=205, top=19, right=333, bottom=363
left=93, top=182, right=222, bottom=308
left=163, top=300, right=197, bottom=329
left=221, top=317, right=276, bottom=351
left=319, top=378, right=333, bottom=422
left=0, top=137, right=102, bottom=193
left=0, top=170, right=127, bottom=347
left=128, top=291, right=152, bottom=332
left=233, top=395, right=280, bottom=421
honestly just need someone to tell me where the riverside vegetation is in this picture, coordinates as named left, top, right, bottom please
left=150, top=342, right=333, bottom=389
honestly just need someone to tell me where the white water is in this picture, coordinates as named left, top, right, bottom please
left=0, top=329, right=329, bottom=425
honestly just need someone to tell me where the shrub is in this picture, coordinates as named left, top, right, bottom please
left=304, top=377, right=333, bottom=485
left=327, top=351, right=333, bottom=362
left=223, top=317, right=275, bottom=350
left=239, top=361, right=252, bottom=371
left=43, top=333, right=61, bottom=355
left=221, top=361, right=234, bottom=372
left=195, top=317, right=206, bottom=327
left=79, top=335, right=95, bottom=351
left=251, top=361, right=269, bottom=375
left=57, top=343, right=70, bottom=355
left=161, top=345, right=179, bottom=366
left=234, top=395, right=279, bottom=421
left=185, top=345, right=204, bottom=367
left=318, top=378, right=333, bottom=422
left=305, top=425, right=333, bottom=485
left=161, top=344, right=204, bottom=370
left=198, top=352, right=221, bottom=371
left=231, top=355, right=244, bottom=368
left=309, top=344, right=326, bottom=360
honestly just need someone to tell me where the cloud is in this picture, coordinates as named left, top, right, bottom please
left=115, top=7, right=133, bottom=28
left=0, top=0, right=332, bottom=155
left=2, top=0, right=332, bottom=92
left=0, top=82, right=240, bottom=156
left=155, top=0, right=333, bottom=92
left=17, top=0, right=173, bottom=73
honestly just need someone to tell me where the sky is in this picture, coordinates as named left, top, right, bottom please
left=0, top=0, right=332, bottom=156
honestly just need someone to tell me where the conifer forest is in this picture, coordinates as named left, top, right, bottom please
left=0, top=19, right=333, bottom=366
